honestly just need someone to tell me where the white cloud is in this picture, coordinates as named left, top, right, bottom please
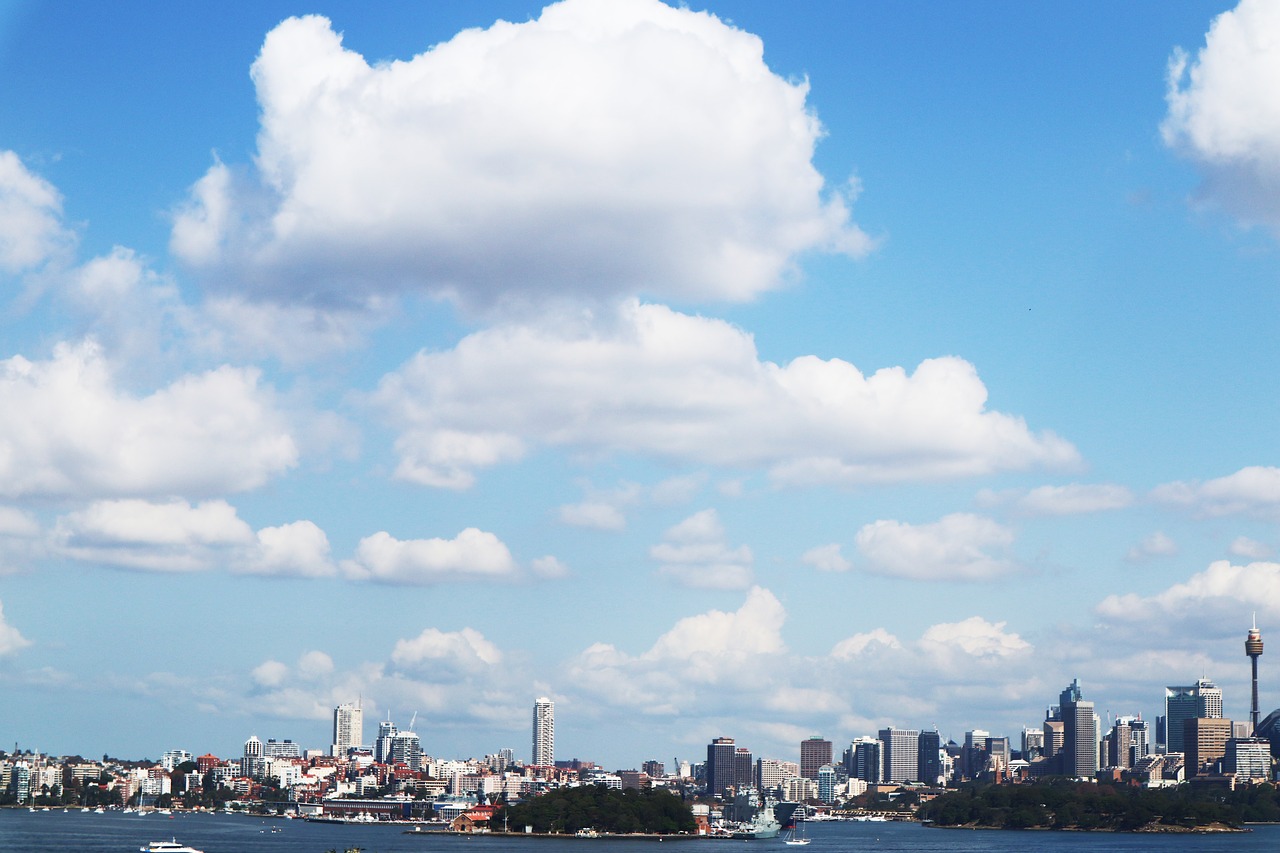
left=1152, top=466, right=1280, bottom=518
left=376, top=302, right=1076, bottom=490
left=531, top=555, right=569, bottom=579
left=1125, top=531, right=1178, bottom=562
left=1230, top=536, right=1272, bottom=559
left=1097, top=559, right=1280, bottom=629
left=54, top=498, right=255, bottom=572
left=977, top=482, right=1133, bottom=516
left=854, top=513, right=1017, bottom=581
left=558, top=501, right=627, bottom=531
left=0, top=151, right=74, bottom=274
left=0, top=341, right=297, bottom=499
left=1162, top=0, right=1280, bottom=231
left=52, top=498, right=335, bottom=577
left=650, top=508, right=753, bottom=589
left=342, top=528, right=518, bottom=585
left=172, top=2, right=870, bottom=307
left=801, top=543, right=852, bottom=573
left=251, top=660, right=289, bottom=688
left=0, top=599, right=31, bottom=656
left=240, top=520, right=336, bottom=578
left=830, top=627, right=901, bottom=660
left=391, top=627, right=503, bottom=669
left=919, top=616, right=1031, bottom=661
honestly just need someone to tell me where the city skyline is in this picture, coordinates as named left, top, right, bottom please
left=3, top=0, right=1280, bottom=767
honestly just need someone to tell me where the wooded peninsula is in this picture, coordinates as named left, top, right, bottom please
left=917, top=780, right=1280, bottom=831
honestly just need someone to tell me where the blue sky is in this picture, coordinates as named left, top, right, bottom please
left=2, top=0, right=1280, bottom=769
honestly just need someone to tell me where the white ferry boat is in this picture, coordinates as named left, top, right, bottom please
left=140, top=840, right=205, bottom=853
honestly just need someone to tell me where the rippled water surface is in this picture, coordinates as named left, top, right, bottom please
left=3, top=810, right=1279, bottom=853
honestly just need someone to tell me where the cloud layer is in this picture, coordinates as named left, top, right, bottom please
left=172, top=0, right=870, bottom=308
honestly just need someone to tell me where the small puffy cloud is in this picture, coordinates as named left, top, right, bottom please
left=173, top=2, right=870, bottom=307
left=558, top=501, right=627, bottom=531
left=1162, top=0, right=1280, bottom=231
left=252, top=660, right=289, bottom=688
left=0, top=507, right=39, bottom=538
left=919, top=616, right=1031, bottom=661
left=0, top=599, right=31, bottom=656
left=0, top=340, right=297, bottom=499
left=1125, top=531, right=1178, bottom=562
left=376, top=302, right=1076, bottom=490
left=391, top=627, right=503, bottom=670
left=54, top=498, right=255, bottom=572
left=977, top=482, right=1133, bottom=516
left=297, top=651, right=335, bottom=680
left=855, top=513, right=1017, bottom=581
left=240, top=520, right=336, bottom=578
left=531, top=555, right=569, bottom=579
left=0, top=150, right=74, bottom=274
left=1230, top=536, right=1272, bottom=559
left=648, top=586, right=785, bottom=661
left=801, top=543, right=852, bottom=573
left=650, top=508, right=753, bottom=589
left=342, top=528, right=517, bottom=585
left=1151, top=466, right=1280, bottom=518
left=1096, top=559, right=1280, bottom=630
left=830, top=627, right=901, bottom=660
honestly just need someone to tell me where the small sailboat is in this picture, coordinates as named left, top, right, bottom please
left=783, top=805, right=810, bottom=846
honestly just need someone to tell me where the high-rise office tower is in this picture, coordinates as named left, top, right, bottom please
left=1185, top=717, right=1232, bottom=777
left=1164, top=679, right=1222, bottom=753
left=917, top=730, right=942, bottom=785
left=1059, top=679, right=1098, bottom=778
left=878, top=727, right=921, bottom=782
left=1247, top=619, right=1264, bottom=732
left=961, top=729, right=989, bottom=779
left=375, top=719, right=397, bottom=764
left=532, top=697, right=555, bottom=766
left=390, top=729, right=423, bottom=771
left=734, top=747, right=755, bottom=791
left=331, top=701, right=363, bottom=758
left=800, top=736, right=832, bottom=780
left=706, top=737, right=737, bottom=797
left=241, top=735, right=265, bottom=779
left=845, top=737, right=882, bottom=784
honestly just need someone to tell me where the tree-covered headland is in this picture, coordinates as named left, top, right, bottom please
left=493, top=785, right=697, bottom=835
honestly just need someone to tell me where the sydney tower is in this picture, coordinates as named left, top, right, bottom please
left=1247, top=618, right=1264, bottom=731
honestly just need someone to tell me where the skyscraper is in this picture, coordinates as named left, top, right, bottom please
left=1164, top=679, right=1222, bottom=753
left=799, top=736, right=832, bottom=780
left=532, top=697, right=555, bottom=766
left=1059, top=679, right=1097, bottom=779
left=706, top=737, right=737, bottom=797
left=878, top=727, right=920, bottom=782
left=845, top=737, right=881, bottom=784
left=917, top=730, right=942, bottom=785
left=331, top=701, right=363, bottom=758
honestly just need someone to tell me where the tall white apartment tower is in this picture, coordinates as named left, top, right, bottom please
left=532, top=696, right=555, bottom=766
left=332, top=701, right=364, bottom=757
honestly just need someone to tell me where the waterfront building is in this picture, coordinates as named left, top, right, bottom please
left=332, top=701, right=364, bottom=757
left=800, top=735, right=832, bottom=780
left=734, top=747, right=754, bottom=791
left=878, top=727, right=920, bottom=782
left=532, top=697, right=555, bottom=766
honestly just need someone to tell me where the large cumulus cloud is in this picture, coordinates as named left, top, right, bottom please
left=172, top=0, right=870, bottom=307
left=373, top=302, right=1077, bottom=489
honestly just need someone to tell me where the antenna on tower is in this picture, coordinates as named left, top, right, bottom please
left=409, top=711, right=418, bottom=730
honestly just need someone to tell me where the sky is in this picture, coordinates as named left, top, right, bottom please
left=2, top=0, right=1280, bottom=769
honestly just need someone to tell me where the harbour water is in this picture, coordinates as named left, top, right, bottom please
left=3, top=810, right=1280, bottom=853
